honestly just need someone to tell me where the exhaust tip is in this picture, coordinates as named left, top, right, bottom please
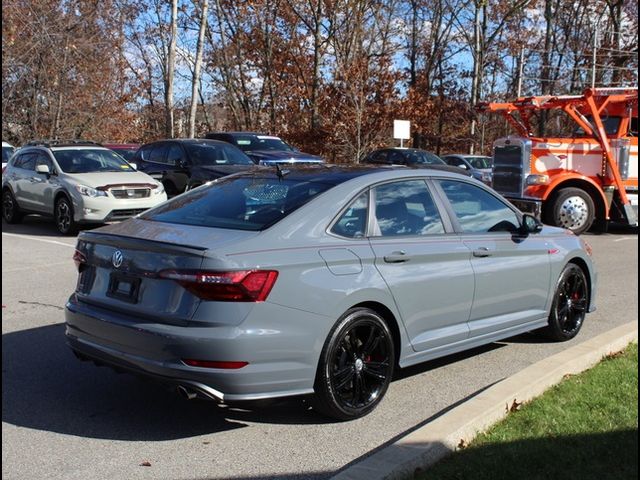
left=177, top=385, right=197, bottom=400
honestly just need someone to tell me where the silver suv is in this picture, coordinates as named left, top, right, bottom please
left=2, top=140, right=167, bottom=234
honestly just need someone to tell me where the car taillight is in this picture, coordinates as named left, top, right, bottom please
left=73, top=249, right=87, bottom=271
left=158, top=270, right=278, bottom=302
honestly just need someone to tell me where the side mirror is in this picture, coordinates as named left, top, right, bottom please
left=458, top=164, right=468, bottom=169
left=177, top=159, right=189, bottom=169
left=128, top=162, right=137, bottom=170
left=35, top=164, right=50, bottom=175
left=521, top=214, right=543, bottom=234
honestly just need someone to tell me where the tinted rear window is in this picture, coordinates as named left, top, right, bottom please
left=142, top=176, right=334, bottom=230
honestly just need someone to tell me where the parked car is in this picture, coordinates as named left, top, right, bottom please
left=2, top=141, right=15, bottom=172
left=442, top=154, right=493, bottom=185
left=132, top=138, right=258, bottom=197
left=65, top=165, right=596, bottom=420
left=362, top=147, right=445, bottom=166
left=2, top=140, right=167, bottom=234
left=205, top=132, right=324, bottom=165
left=103, top=143, right=141, bottom=162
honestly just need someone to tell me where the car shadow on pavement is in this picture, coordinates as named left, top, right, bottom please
left=1, top=324, right=329, bottom=441
left=2, top=215, right=95, bottom=238
left=393, top=342, right=506, bottom=381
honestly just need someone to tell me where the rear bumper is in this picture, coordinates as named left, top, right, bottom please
left=64, top=296, right=325, bottom=402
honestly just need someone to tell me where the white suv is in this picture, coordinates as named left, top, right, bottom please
left=2, top=140, right=167, bottom=234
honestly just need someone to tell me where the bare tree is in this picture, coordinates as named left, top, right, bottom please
left=188, top=0, right=209, bottom=137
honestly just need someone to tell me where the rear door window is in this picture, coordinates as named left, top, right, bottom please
left=371, top=180, right=445, bottom=236
left=13, top=152, right=36, bottom=170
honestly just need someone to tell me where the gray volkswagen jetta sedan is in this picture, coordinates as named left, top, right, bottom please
left=65, top=165, right=596, bottom=420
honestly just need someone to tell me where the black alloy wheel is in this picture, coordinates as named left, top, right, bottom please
left=55, top=196, right=77, bottom=235
left=2, top=189, right=23, bottom=224
left=313, top=308, right=394, bottom=420
left=544, top=263, right=588, bottom=341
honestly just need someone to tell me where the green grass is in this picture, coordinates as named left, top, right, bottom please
left=420, top=343, right=638, bottom=480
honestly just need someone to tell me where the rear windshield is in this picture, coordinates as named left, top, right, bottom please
left=142, top=176, right=334, bottom=230
left=233, top=135, right=293, bottom=152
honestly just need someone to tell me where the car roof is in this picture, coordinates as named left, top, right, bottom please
left=375, top=147, right=436, bottom=153
left=207, top=132, right=280, bottom=138
left=444, top=153, right=491, bottom=158
left=103, top=143, right=141, bottom=149
left=143, top=138, right=230, bottom=146
left=226, top=164, right=470, bottom=185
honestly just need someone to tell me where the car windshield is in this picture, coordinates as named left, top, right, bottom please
left=2, top=146, right=15, bottom=163
left=53, top=149, right=135, bottom=173
left=406, top=151, right=444, bottom=165
left=234, top=135, right=293, bottom=152
left=142, top=175, right=333, bottom=231
left=185, top=143, right=253, bottom=165
left=467, top=157, right=492, bottom=169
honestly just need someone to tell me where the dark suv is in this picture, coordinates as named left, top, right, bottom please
left=132, top=139, right=257, bottom=197
left=205, top=132, right=323, bottom=165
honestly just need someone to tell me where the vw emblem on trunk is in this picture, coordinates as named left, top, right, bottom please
left=112, top=250, right=124, bottom=268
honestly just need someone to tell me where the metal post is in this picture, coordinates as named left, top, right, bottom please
left=517, top=48, right=524, bottom=97
left=591, top=22, right=598, bottom=88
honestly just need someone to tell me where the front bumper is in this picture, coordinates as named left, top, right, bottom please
left=506, top=197, right=542, bottom=219
left=64, top=296, right=323, bottom=402
left=72, top=193, right=168, bottom=223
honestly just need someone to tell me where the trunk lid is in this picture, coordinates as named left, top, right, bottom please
left=73, top=218, right=258, bottom=325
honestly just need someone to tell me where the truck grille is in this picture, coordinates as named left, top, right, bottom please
left=110, top=187, right=151, bottom=199
left=492, top=145, right=523, bottom=195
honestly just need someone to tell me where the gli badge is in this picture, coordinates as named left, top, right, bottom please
left=112, top=250, right=124, bottom=269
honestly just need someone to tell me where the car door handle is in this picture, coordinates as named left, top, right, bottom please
left=473, top=247, right=492, bottom=258
left=383, top=251, right=409, bottom=263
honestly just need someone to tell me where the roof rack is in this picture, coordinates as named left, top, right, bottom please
left=24, top=139, right=103, bottom=148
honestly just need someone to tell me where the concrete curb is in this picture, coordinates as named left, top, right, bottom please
left=331, top=321, right=639, bottom=480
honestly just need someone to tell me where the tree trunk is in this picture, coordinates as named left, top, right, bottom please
left=165, top=0, right=178, bottom=138
left=188, top=0, right=209, bottom=138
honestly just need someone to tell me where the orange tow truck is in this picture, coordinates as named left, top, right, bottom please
left=478, top=87, right=638, bottom=234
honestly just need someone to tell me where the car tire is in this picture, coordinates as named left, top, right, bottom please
left=543, top=263, right=588, bottom=341
left=163, top=181, right=179, bottom=198
left=545, top=187, right=595, bottom=235
left=312, top=308, right=394, bottom=421
left=2, top=189, right=23, bottom=224
left=55, top=196, right=78, bottom=235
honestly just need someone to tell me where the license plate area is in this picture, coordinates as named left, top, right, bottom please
left=107, top=273, right=141, bottom=303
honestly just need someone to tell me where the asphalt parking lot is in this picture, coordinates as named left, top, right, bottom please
left=2, top=217, right=638, bottom=480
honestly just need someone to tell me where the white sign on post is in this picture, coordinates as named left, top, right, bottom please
left=393, top=120, right=410, bottom=148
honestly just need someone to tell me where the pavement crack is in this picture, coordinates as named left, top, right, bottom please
left=18, top=300, right=65, bottom=311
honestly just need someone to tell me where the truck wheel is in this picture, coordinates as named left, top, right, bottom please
left=546, top=188, right=595, bottom=235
